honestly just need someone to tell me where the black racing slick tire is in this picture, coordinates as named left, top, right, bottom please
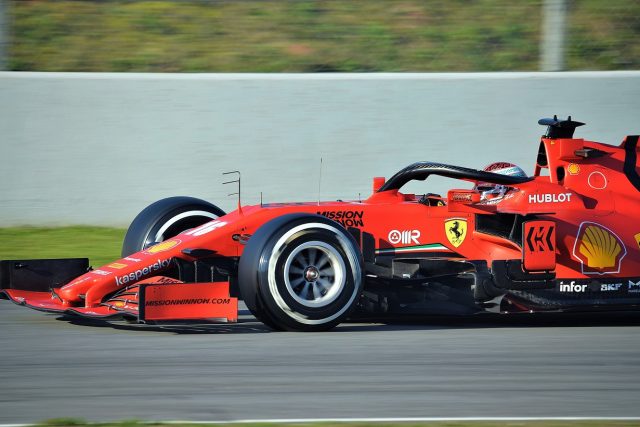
left=238, top=214, right=364, bottom=332
left=121, top=196, right=225, bottom=257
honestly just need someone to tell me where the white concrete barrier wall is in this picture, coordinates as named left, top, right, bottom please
left=1, top=71, right=639, bottom=226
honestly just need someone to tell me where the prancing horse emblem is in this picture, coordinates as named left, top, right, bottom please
left=445, top=219, right=467, bottom=248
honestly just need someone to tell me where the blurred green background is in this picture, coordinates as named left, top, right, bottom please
left=7, top=0, right=640, bottom=72
left=0, top=227, right=125, bottom=267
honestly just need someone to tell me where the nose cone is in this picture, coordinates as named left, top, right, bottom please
left=58, top=273, right=99, bottom=304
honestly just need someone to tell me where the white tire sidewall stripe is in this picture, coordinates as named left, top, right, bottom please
left=267, top=222, right=361, bottom=325
left=151, top=210, right=220, bottom=243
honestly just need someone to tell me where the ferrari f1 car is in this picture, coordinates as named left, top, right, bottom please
left=2, top=116, right=639, bottom=331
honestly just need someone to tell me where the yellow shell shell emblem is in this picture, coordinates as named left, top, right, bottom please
left=445, top=219, right=467, bottom=248
left=573, top=222, right=626, bottom=274
left=144, top=239, right=181, bottom=254
left=567, top=163, right=580, bottom=175
left=635, top=233, right=640, bottom=249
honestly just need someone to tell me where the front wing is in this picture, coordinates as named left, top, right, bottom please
left=0, top=258, right=237, bottom=323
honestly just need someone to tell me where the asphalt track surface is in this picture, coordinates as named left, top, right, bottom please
left=2, top=300, right=640, bottom=423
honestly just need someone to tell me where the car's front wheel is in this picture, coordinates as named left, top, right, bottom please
left=121, top=196, right=225, bottom=257
left=238, top=214, right=364, bottom=331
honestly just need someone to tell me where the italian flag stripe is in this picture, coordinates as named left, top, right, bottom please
left=376, top=244, right=451, bottom=254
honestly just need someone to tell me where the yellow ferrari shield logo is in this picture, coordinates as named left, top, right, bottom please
left=445, top=219, right=467, bottom=248
left=635, top=233, right=640, bottom=249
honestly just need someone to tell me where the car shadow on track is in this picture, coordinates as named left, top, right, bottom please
left=57, top=309, right=272, bottom=334
left=341, top=311, right=640, bottom=331
left=55, top=310, right=640, bottom=335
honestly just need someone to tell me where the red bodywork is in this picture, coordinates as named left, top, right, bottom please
left=2, top=121, right=640, bottom=323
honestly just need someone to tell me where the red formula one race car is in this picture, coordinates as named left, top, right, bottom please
left=2, top=117, right=639, bottom=331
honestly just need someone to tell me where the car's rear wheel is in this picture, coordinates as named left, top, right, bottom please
left=121, top=196, right=225, bottom=257
left=238, top=214, right=364, bottom=331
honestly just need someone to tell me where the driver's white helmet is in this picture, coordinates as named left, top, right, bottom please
left=475, top=162, right=527, bottom=200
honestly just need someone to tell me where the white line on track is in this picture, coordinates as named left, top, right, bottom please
left=2, top=71, right=640, bottom=81
left=4, top=417, right=640, bottom=426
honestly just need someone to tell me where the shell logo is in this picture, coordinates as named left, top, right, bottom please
left=573, top=222, right=626, bottom=275
left=567, top=163, right=580, bottom=175
left=144, top=239, right=181, bottom=255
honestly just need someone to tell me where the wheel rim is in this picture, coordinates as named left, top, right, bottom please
left=283, top=240, right=346, bottom=308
